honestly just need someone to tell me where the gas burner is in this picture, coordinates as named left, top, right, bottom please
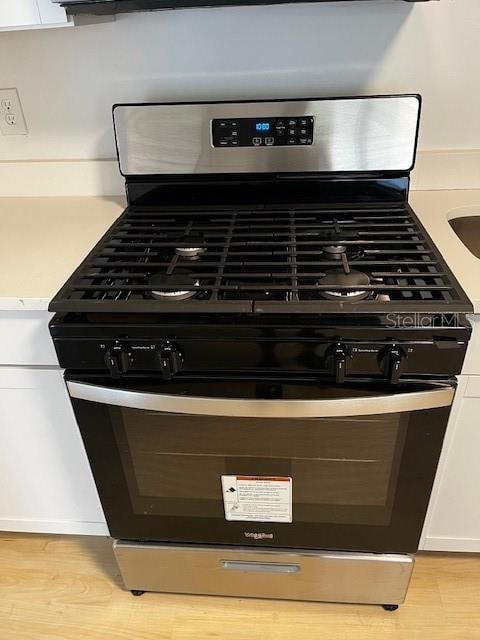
left=323, top=245, right=347, bottom=260
left=174, top=232, right=206, bottom=260
left=149, top=271, right=200, bottom=301
left=318, top=268, right=371, bottom=302
left=175, top=246, right=206, bottom=259
left=323, top=244, right=365, bottom=263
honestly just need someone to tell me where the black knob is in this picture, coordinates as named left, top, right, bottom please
left=104, top=342, right=133, bottom=378
left=379, top=345, right=406, bottom=385
left=325, top=342, right=348, bottom=384
left=157, top=341, right=184, bottom=380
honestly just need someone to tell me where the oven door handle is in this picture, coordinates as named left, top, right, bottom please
left=67, top=382, right=455, bottom=418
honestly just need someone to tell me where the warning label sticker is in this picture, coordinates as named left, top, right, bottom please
left=221, top=475, right=292, bottom=523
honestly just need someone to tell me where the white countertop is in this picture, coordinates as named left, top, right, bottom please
left=410, top=190, right=480, bottom=313
left=0, top=197, right=125, bottom=311
left=1, top=191, right=480, bottom=313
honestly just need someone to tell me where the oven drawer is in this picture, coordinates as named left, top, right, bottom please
left=113, top=541, right=414, bottom=605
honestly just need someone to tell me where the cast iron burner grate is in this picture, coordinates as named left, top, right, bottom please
left=49, top=205, right=472, bottom=314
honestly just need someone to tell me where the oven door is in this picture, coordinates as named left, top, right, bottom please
left=67, top=376, right=454, bottom=553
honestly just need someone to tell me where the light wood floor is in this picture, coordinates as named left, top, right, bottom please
left=0, top=533, right=479, bottom=639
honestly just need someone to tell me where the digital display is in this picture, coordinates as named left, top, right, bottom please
left=212, top=116, right=313, bottom=147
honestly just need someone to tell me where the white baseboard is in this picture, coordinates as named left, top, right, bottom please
left=1, top=149, right=480, bottom=197
left=0, top=518, right=109, bottom=536
left=420, top=536, right=480, bottom=553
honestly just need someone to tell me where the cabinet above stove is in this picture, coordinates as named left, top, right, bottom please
left=56, top=0, right=437, bottom=18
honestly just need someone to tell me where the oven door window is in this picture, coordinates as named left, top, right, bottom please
left=116, top=407, right=406, bottom=527
left=72, top=378, right=451, bottom=553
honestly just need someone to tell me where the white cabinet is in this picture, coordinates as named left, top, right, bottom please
left=421, top=375, right=480, bottom=552
left=0, top=2, right=40, bottom=28
left=0, top=0, right=68, bottom=31
left=461, top=316, right=480, bottom=375
left=0, top=311, right=58, bottom=366
left=0, top=310, right=107, bottom=536
left=36, top=0, right=68, bottom=24
left=0, top=366, right=107, bottom=535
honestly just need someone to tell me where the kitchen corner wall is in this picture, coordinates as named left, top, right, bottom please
left=0, top=0, right=479, bottom=195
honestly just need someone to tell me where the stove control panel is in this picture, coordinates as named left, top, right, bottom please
left=53, top=333, right=468, bottom=381
left=99, top=340, right=184, bottom=379
left=378, top=345, right=407, bottom=385
left=156, top=341, right=184, bottom=380
left=212, top=117, right=314, bottom=148
left=104, top=341, right=133, bottom=378
left=325, top=342, right=349, bottom=384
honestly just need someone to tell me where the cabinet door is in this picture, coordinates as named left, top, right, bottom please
left=0, top=1, right=40, bottom=28
left=0, top=311, right=58, bottom=367
left=421, top=376, right=480, bottom=552
left=0, top=368, right=107, bottom=535
left=36, top=0, right=68, bottom=24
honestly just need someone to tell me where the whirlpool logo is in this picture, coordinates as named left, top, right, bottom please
left=244, top=532, right=274, bottom=540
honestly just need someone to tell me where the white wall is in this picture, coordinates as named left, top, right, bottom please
left=0, top=0, right=479, bottom=180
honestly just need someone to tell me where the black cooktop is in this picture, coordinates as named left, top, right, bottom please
left=49, top=203, right=472, bottom=315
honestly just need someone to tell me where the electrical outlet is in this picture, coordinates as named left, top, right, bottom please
left=0, top=89, right=28, bottom=136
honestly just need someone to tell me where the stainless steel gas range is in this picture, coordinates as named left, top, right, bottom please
left=49, top=95, right=472, bottom=610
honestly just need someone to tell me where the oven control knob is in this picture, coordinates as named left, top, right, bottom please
left=157, top=341, right=184, bottom=380
left=325, top=342, right=348, bottom=384
left=379, top=345, right=406, bottom=385
left=104, top=343, right=133, bottom=378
